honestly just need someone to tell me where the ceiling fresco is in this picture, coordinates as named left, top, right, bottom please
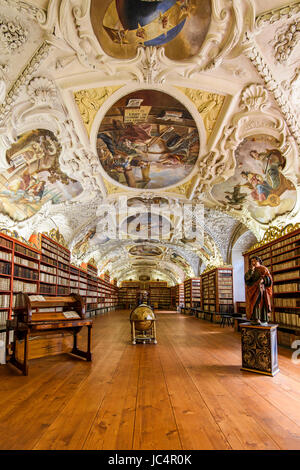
left=96, top=89, right=200, bottom=189
left=0, top=129, right=83, bottom=222
left=91, top=0, right=211, bottom=60
left=211, top=135, right=297, bottom=225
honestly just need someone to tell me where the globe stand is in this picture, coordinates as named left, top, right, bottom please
left=131, top=320, right=157, bottom=345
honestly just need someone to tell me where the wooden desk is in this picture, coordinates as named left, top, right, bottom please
left=6, top=293, right=92, bottom=375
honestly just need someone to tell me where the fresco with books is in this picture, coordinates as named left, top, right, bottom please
left=92, top=0, right=211, bottom=60
left=96, top=90, right=200, bottom=189
left=211, top=135, right=297, bottom=224
left=0, top=129, right=83, bottom=222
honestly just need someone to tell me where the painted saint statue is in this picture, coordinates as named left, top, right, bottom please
left=244, top=256, right=273, bottom=325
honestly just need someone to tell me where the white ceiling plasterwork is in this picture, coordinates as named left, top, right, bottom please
left=0, top=0, right=299, bottom=282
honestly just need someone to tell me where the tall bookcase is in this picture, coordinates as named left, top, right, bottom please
left=0, top=231, right=119, bottom=330
left=183, top=278, right=201, bottom=313
left=170, top=286, right=176, bottom=308
left=201, top=267, right=234, bottom=322
left=175, top=283, right=184, bottom=308
left=244, top=226, right=300, bottom=347
left=40, top=234, right=70, bottom=296
left=118, top=280, right=171, bottom=309
left=0, top=232, right=41, bottom=335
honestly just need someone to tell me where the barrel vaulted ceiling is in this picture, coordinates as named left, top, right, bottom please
left=0, top=0, right=300, bottom=284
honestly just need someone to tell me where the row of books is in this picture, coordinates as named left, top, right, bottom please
left=14, top=265, right=38, bottom=280
left=40, top=272, right=56, bottom=284
left=41, top=254, right=57, bottom=266
left=15, top=244, right=39, bottom=260
left=57, top=277, right=68, bottom=287
left=272, top=250, right=300, bottom=263
left=0, top=251, right=12, bottom=261
left=273, top=259, right=300, bottom=271
left=272, top=235, right=300, bottom=252
left=0, top=294, right=10, bottom=307
left=0, top=310, right=8, bottom=326
left=273, top=298, right=300, bottom=308
left=14, top=255, right=38, bottom=269
left=0, top=237, right=12, bottom=250
left=58, top=269, right=69, bottom=279
left=39, top=284, right=56, bottom=294
left=40, top=263, right=56, bottom=275
left=13, top=280, right=37, bottom=293
left=273, top=283, right=300, bottom=293
left=0, top=279, right=10, bottom=294
left=275, top=312, right=300, bottom=327
left=0, top=262, right=11, bottom=275
left=273, top=271, right=300, bottom=281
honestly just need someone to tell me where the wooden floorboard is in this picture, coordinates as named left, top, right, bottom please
left=0, top=310, right=299, bottom=450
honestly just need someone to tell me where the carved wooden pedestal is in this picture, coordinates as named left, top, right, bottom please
left=240, top=323, right=279, bottom=377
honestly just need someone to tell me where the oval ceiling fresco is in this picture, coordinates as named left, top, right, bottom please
left=120, top=212, right=173, bottom=239
left=0, top=129, right=82, bottom=222
left=96, top=89, right=200, bottom=189
left=91, top=0, right=211, bottom=60
left=129, top=244, right=163, bottom=256
left=211, top=134, right=297, bottom=225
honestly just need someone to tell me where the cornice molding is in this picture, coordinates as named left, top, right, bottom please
left=255, top=2, right=300, bottom=30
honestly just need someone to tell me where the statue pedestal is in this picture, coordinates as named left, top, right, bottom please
left=240, top=323, right=279, bottom=377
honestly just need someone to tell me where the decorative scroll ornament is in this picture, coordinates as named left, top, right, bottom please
left=27, top=77, right=58, bottom=106
left=0, top=42, right=52, bottom=121
left=255, top=2, right=300, bottom=30
left=246, top=223, right=300, bottom=252
left=0, top=228, right=35, bottom=247
left=87, top=257, right=97, bottom=268
left=43, top=228, right=68, bottom=248
left=175, top=87, right=225, bottom=140
left=73, top=86, right=123, bottom=136
left=242, top=33, right=300, bottom=150
left=201, top=263, right=232, bottom=274
left=37, top=0, right=111, bottom=73
left=273, top=20, right=300, bottom=64
left=240, top=84, right=269, bottom=112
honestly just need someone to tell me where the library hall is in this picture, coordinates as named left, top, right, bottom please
left=0, top=0, right=300, bottom=455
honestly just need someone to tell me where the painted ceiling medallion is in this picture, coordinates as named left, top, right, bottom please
left=211, top=135, right=297, bottom=225
left=103, top=0, right=189, bottom=47
left=0, top=130, right=83, bottom=222
left=96, top=89, right=200, bottom=190
left=92, top=0, right=211, bottom=60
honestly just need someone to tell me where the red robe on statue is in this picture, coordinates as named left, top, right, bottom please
left=245, top=265, right=272, bottom=322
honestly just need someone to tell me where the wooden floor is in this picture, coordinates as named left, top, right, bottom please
left=0, top=309, right=299, bottom=450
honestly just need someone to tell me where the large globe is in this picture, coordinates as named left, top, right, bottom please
left=103, top=0, right=187, bottom=47
left=130, top=304, right=156, bottom=331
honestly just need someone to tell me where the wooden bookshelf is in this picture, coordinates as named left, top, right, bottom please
left=183, top=278, right=201, bottom=314
left=175, top=283, right=184, bottom=308
left=149, top=286, right=171, bottom=309
left=170, top=286, right=176, bottom=308
left=0, top=233, right=41, bottom=327
left=0, top=231, right=120, bottom=327
left=40, top=234, right=70, bottom=297
left=244, top=227, right=300, bottom=347
left=118, top=281, right=171, bottom=309
left=201, top=267, right=234, bottom=322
